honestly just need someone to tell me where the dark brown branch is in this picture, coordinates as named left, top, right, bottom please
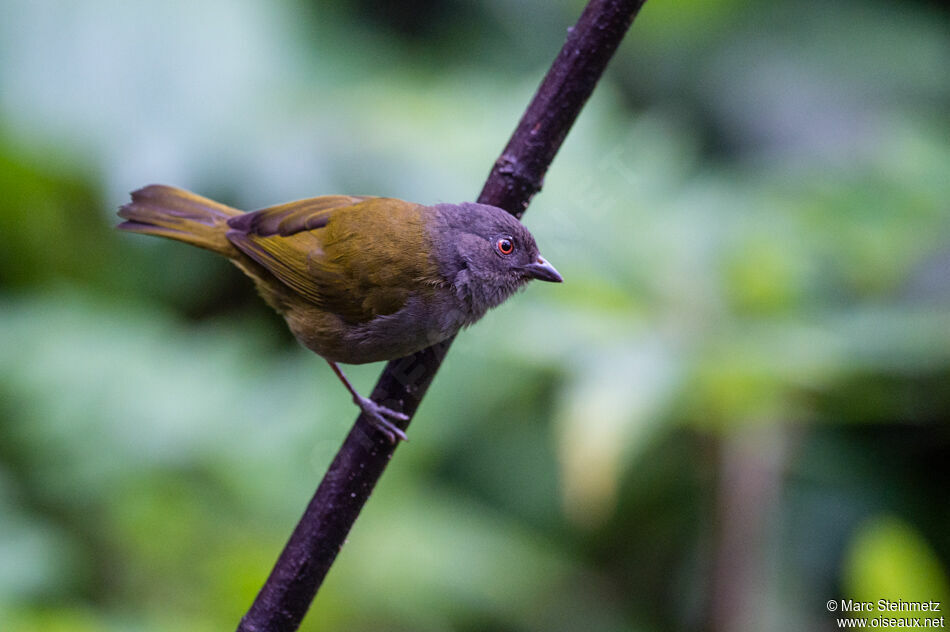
left=237, top=2, right=646, bottom=630
left=479, top=0, right=644, bottom=217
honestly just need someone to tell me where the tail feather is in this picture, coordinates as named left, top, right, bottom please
left=118, top=185, right=243, bottom=256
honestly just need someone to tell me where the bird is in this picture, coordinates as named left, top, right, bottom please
left=117, top=185, right=562, bottom=442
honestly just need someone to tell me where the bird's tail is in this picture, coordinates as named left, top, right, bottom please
left=117, top=185, right=243, bottom=257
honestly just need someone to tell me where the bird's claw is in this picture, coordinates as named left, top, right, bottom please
left=354, top=395, right=409, bottom=443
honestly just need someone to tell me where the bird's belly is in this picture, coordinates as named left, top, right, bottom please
left=285, top=294, right=469, bottom=365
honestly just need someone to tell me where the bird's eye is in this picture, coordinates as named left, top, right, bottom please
left=496, top=237, right=514, bottom=255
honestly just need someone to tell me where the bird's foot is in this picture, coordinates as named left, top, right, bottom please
left=354, top=395, right=409, bottom=444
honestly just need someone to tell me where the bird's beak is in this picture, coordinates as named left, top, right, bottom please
left=523, top=255, right=563, bottom=283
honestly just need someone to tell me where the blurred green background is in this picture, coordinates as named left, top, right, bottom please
left=1, top=0, right=949, bottom=630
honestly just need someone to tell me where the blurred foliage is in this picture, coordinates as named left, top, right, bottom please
left=1, top=0, right=948, bottom=630
left=845, top=516, right=950, bottom=622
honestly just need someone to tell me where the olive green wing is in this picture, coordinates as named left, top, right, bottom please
left=231, top=195, right=374, bottom=236
left=225, top=196, right=432, bottom=324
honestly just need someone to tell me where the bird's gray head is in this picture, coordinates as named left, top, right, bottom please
left=428, top=202, right=562, bottom=320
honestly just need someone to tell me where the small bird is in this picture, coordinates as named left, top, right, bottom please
left=118, top=185, right=561, bottom=442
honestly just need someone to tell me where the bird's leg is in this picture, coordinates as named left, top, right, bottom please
left=327, top=361, right=409, bottom=443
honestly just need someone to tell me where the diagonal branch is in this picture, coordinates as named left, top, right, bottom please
left=237, top=2, right=646, bottom=630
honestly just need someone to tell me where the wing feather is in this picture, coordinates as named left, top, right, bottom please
left=226, top=196, right=434, bottom=323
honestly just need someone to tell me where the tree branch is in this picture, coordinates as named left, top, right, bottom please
left=237, top=2, right=646, bottom=630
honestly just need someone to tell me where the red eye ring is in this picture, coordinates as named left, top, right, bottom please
left=496, top=237, right=514, bottom=255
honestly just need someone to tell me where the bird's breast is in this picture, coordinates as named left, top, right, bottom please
left=286, top=286, right=475, bottom=365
